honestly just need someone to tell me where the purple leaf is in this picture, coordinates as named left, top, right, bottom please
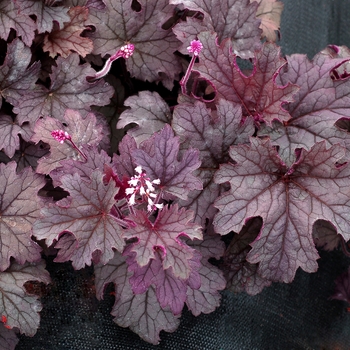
left=0, top=260, right=51, bottom=336
left=0, top=114, right=25, bottom=158
left=123, top=204, right=202, bottom=279
left=88, top=0, right=182, bottom=88
left=0, top=0, right=36, bottom=46
left=172, top=99, right=254, bottom=223
left=260, top=49, right=350, bottom=165
left=94, top=251, right=180, bottom=345
left=15, top=0, right=70, bottom=33
left=0, top=162, right=44, bottom=271
left=0, top=38, right=40, bottom=110
left=117, top=91, right=172, bottom=145
left=50, top=146, right=111, bottom=187
left=193, top=32, right=299, bottom=125
left=133, top=124, right=202, bottom=200
left=126, top=248, right=189, bottom=315
left=13, top=54, right=114, bottom=126
left=223, top=217, right=272, bottom=295
left=31, top=110, right=103, bottom=174
left=214, top=138, right=350, bottom=283
left=33, top=170, right=123, bottom=269
left=186, top=259, right=226, bottom=316
left=171, top=0, right=262, bottom=59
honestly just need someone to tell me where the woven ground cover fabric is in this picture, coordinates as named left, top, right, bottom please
left=17, top=1, right=350, bottom=349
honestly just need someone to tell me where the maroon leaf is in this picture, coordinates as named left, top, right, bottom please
left=186, top=259, right=226, bottom=316
left=172, top=99, right=254, bottom=223
left=126, top=248, right=190, bottom=315
left=133, top=124, right=202, bottom=200
left=15, top=0, right=70, bottom=33
left=193, top=32, right=299, bottom=125
left=123, top=204, right=202, bottom=279
left=260, top=49, right=350, bottom=166
left=88, top=0, right=182, bottom=88
left=117, top=91, right=172, bottom=146
left=13, top=53, right=114, bottom=126
left=94, top=251, right=180, bottom=345
left=0, top=38, right=40, bottom=110
left=0, top=162, right=44, bottom=271
left=43, top=6, right=93, bottom=58
left=33, top=170, right=123, bottom=269
left=0, top=0, right=36, bottom=46
left=0, top=115, right=26, bottom=158
left=0, top=260, right=51, bottom=336
left=171, top=0, right=262, bottom=59
left=214, top=138, right=350, bottom=283
left=112, top=135, right=138, bottom=178
left=31, top=110, right=103, bottom=174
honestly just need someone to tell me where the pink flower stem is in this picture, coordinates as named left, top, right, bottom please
left=87, top=44, right=135, bottom=82
left=67, top=139, right=87, bottom=161
left=180, top=54, right=197, bottom=95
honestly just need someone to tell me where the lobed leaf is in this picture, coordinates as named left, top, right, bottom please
left=0, top=162, right=44, bottom=271
left=88, top=0, right=182, bottom=88
left=32, top=110, right=103, bottom=174
left=13, top=53, right=114, bottom=126
left=43, top=6, right=93, bottom=58
left=214, top=138, right=350, bottom=283
left=117, top=91, right=172, bottom=146
left=132, top=124, right=202, bottom=200
left=0, top=260, right=50, bottom=336
left=260, top=49, right=350, bottom=165
left=193, top=32, right=299, bottom=125
left=94, top=251, right=180, bottom=345
left=171, top=0, right=262, bottom=59
left=33, top=170, right=123, bottom=269
left=123, top=204, right=202, bottom=279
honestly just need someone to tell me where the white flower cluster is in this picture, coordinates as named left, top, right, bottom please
left=125, top=166, right=163, bottom=212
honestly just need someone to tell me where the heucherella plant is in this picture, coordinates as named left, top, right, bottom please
left=0, top=0, right=349, bottom=347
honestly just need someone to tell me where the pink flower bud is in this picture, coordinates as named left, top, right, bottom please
left=51, top=130, right=71, bottom=143
left=187, top=40, right=203, bottom=56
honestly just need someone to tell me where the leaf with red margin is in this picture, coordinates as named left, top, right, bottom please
left=0, top=162, right=44, bottom=272
left=123, top=204, right=202, bottom=279
left=171, top=0, right=262, bottom=59
left=33, top=169, right=123, bottom=269
left=0, top=0, right=36, bottom=46
left=132, top=124, right=202, bottom=200
left=13, top=53, right=114, bottom=126
left=94, top=250, right=180, bottom=345
left=43, top=6, right=93, bottom=58
left=214, top=138, right=350, bottom=283
left=88, top=0, right=182, bottom=88
left=0, top=39, right=40, bottom=110
left=0, top=260, right=50, bottom=336
left=193, top=32, right=299, bottom=125
left=172, top=99, right=254, bottom=224
left=117, top=91, right=172, bottom=146
left=223, top=217, right=272, bottom=295
left=259, top=48, right=350, bottom=166
left=32, top=111, right=103, bottom=174
left=15, top=0, right=70, bottom=33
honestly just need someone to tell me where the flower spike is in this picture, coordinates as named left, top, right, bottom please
left=87, top=43, right=135, bottom=82
left=180, top=39, right=203, bottom=95
left=51, top=129, right=87, bottom=161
